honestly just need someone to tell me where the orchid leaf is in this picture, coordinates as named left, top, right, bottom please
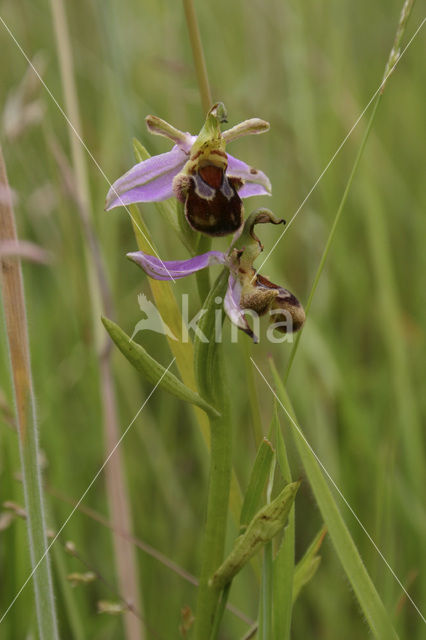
left=239, top=434, right=275, bottom=534
left=102, top=316, right=219, bottom=417
left=272, top=408, right=295, bottom=640
left=210, top=481, right=300, bottom=590
left=293, top=527, right=327, bottom=603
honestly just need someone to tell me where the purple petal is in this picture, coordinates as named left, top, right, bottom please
left=106, top=146, right=187, bottom=210
left=127, top=250, right=226, bottom=280
left=238, top=182, right=271, bottom=198
left=224, top=275, right=257, bottom=341
left=226, top=154, right=271, bottom=198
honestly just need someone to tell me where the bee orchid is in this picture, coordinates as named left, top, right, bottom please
left=127, top=209, right=305, bottom=342
left=106, top=103, right=271, bottom=237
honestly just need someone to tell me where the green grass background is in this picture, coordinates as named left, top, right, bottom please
left=0, top=0, right=425, bottom=638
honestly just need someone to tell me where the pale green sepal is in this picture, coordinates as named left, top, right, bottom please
left=102, top=317, right=220, bottom=418
left=196, top=102, right=228, bottom=146
left=188, top=103, right=228, bottom=171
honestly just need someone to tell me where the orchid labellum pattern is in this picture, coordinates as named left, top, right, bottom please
left=106, top=103, right=271, bottom=236
left=127, top=209, right=305, bottom=342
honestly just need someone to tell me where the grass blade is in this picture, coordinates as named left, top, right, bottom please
left=269, top=359, right=400, bottom=640
left=239, top=435, right=275, bottom=533
left=272, top=409, right=295, bottom=640
left=49, top=0, right=145, bottom=635
left=293, top=527, right=327, bottom=603
left=0, top=147, right=59, bottom=637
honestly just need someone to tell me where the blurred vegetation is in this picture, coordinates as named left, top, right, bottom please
left=0, top=0, right=424, bottom=638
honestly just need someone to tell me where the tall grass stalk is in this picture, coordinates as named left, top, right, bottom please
left=283, top=0, right=423, bottom=496
left=284, top=95, right=381, bottom=380
left=0, top=147, right=59, bottom=638
left=182, top=0, right=213, bottom=113
left=284, top=0, right=416, bottom=383
left=267, top=359, right=400, bottom=640
left=360, top=183, right=424, bottom=490
left=49, top=1, right=144, bottom=637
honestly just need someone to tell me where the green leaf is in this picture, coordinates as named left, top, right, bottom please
left=239, top=435, right=275, bottom=533
left=102, top=316, right=219, bottom=417
left=293, top=527, right=327, bottom=602
left=210, top=481, right=300, bottom=590
left=269, top=359, right=400, bottom=640
left=259, top=455, right=276, bottom=640
left=272, top=409, right=294, bottom=640
left=259, top=540, right=273, bottom=640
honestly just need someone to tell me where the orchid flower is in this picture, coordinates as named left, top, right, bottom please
left=127, top=209, right=305, bottom=342
left=106, top=103, right=271, bottom=237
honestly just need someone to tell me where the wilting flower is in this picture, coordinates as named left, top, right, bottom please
left=106, top=103, right=271, bottom=237
left=127, top=209, right=305, bottom=342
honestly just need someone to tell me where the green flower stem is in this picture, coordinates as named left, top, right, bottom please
left=183, top=0, right=212, bottom=113
left=209, top=583, right=231, bottom=640
left=193, top=346, right=232, bottom=638
left=193, top=272, right=233, bottom=637
left=242, top=341, right=264, bottom=448
left=0, top=147, right=59, bottom=637
left=195, top=234, right=212, bottom=303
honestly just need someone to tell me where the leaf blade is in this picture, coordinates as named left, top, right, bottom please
left=211, top=481, right=300, bottom=590
left=102, top=316, right=219, bottom=417
left=269, top=359, right=400, bottom=640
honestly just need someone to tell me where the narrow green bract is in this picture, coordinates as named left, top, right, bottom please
left=211, top=482, right=299, bottom=590
left=102, top=316, right=220, bottom=417
left=239, top=435, right=275, bottom=533
left=292, top=527, right=326, bottom=602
